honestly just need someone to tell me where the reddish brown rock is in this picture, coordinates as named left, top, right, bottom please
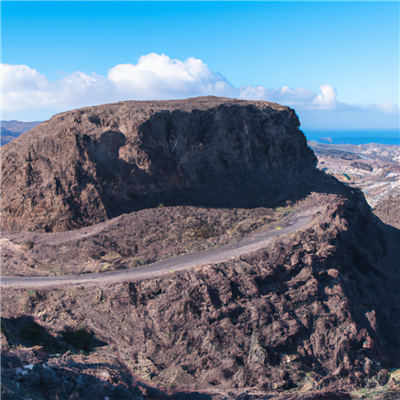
left=1, top=192, right=399, bottom=398
left=1, top=96, right=318, bottom=232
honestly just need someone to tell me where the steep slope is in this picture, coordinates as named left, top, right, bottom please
left=2, top=192, right=399, bottom=399
left=1, top=97, right=317, bottom=232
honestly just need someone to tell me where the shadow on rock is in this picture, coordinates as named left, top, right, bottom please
left=1, top=315, right=108, bottom=353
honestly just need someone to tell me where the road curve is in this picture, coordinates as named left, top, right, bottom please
left=1, top=212, right=314, bottom=289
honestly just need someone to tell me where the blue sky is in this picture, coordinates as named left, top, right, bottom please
left=1, top=1, right=399, bottom=131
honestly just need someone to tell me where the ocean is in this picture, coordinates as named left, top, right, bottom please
left=303, top=130, right=400, bottom=146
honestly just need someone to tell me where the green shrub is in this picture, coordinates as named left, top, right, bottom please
left=61, top=327, right=93, bottom=352
left=100, top=263, right=112, bottom=272
left=23, top=240, right=34, bottom=250
left=132, top=258, right=147, bottom=267
left=193, top=227, right=210, bottom=238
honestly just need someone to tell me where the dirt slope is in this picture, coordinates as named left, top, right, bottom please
left=1, top=205, right=290, bottom=277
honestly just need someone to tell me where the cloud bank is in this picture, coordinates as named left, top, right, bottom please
left=2, top=53, right=399, bottom=129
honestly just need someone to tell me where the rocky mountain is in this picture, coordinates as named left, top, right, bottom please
left=1, top=120, right=42, bottom=146
left=1, top=97, right=318, bottom=232
left=1, top=98, right=399, bottom=399
left=2, top=191, right=400, bottom=399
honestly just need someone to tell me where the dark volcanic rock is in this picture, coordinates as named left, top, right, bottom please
left=2, top=192, right=399, bottom=398
left=1, top=96, right=317, bottom=232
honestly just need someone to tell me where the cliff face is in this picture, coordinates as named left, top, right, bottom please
left=1, top=96, right=317, bottom=232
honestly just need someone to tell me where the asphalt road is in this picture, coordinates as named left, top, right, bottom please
left=1, top=212, right=314, bottom=288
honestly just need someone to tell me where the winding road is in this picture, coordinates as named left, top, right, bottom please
left=1, top=211, right=315, bottom=289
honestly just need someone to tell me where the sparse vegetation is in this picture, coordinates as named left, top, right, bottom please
left=100, top=263, right=112, bottom=272
left=46, top=268, right=61, bottom=276
left=132, top=258, right=147, bottom=267
left=3, top=204, right=289, bottom=277
left=191, top=226, right=212, bottom=238
left=101, top=251, right=122, bottom=261
left=22, top=240, right=34, bottom=250
left=275, top=206, right=295, bottom=216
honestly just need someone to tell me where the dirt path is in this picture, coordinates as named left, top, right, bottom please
left=1, top=211, right=315, bottom=288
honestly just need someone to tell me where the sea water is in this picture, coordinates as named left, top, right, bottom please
left=303, top=130, right=400, bottom=146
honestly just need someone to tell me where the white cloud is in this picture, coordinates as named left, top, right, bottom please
left=1, top=64, right=48, bottom=92
left=1, top=54, right=398, bottom=130
left=375, top=102, right=400, bottom=114
left=311, top=84, right=338, bottom=108
left=108, top=53, right=236, bottom=99
left=238, top=85, right=317, bottom=106
left=1, top=64, right=113, bottom=113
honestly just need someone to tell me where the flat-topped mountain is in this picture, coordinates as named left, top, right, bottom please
left=1, top=96, right=318, bottom=232
left=1, top=98, right=400, bottom=399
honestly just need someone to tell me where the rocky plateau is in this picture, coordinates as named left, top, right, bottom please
left=1, top=97, right=399, bottom=400
left=1, top=97, right=317, bottom=232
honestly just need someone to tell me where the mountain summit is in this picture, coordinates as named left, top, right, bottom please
left=1, top=96, right=318, bottom=232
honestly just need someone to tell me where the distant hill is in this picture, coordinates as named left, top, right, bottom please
left=1, top=120, right=42, bottom=146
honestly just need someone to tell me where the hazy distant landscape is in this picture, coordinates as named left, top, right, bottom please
left=1, top=120, right=41, bottom=146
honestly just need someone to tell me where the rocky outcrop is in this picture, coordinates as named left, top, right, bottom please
left=2, top=192, right=399, bottom=398
left=1, top=96, right=317, bottom=232
left=0, top=316, right=144, bottom=400
left=2, top=99, right=399, bottom=399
